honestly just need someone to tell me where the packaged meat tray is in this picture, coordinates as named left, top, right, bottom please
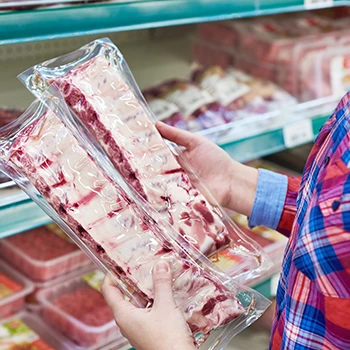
left=197, top=21, right=239, bottom=47
left=142, top=89, right=188, bottom=129
left=307, top=45, right=350, bottom=100
left=232, top=14, right=345, bottom=65
left=0, top=223, right=91, bottom=281
left=191, top=66, right=252, bottom=121
left=212, top=211, right=287, bottom=278
left=0, top=259, right=34, bottom=319
left=0, top=311, right=76, bottom=349
left=26, top=262, right=95, bottom=306
left=37, top=270, right=122, bottom=347
left=149, top=79, right=228, bottom=131
left=0, top=97, right=270, bottom=349
left=193, top=40, right=235, bottom=69
left=20, top=37, right=271, bottom=280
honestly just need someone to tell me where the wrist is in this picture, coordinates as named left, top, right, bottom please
left=226, top=162, right=258, bottom=217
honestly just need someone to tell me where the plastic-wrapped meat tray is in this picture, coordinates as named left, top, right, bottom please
left=0, top=108, right=23, bottom=187
left=26, top=262, right=95, bottom=306
left=38, top=274, right=121, bottom=347
left=9, top=38, right=273, bottom=348
left=197, top=21, right=239, bottom=46
left=0, top=311, right=78, bottom=349
left=0, top=102, right=260, bottom=347
left=0, top=224, right=90, bottom=281
left=192, top=66, right=264, bottom=121
left=0, top=259, right=34, bottom=319
left=193, top=40, right=235, bottom=69
left=149, top=79, right=228, bottom=131
left=142, top=88, right=188, bottom=129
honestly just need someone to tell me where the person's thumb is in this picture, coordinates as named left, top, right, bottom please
left=152, top=260, right=175, bottom=310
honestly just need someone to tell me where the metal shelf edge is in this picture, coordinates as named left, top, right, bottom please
left=1, top=0, right=349, bottom=45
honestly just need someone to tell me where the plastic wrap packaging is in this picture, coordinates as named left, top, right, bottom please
left=142, top=88, right=188, bottom=129
left=26, top=263, right=95, bottom=306
left=195, top=14, right=350, bottom=101
left=197, top=21, right=239, bottom=47
left=0, top=311, right=79, bottom=349
left=0, top=259, right=34, bottom=319
left=0, top=108, right=23, bottom=128
left=0, top=97, right=271, bottom=349
left=145, top=79, right=228, bottom=131
left=0, top=224, right=91, bottom=281
left=19, top=38, right=272, bottom=280
left=0, top=109, right=23, bottom=186
left=193, top=40, right=235, bottom=69
left=191, top=66, right=251, bottom=121
left=38, top=269, right=123, bottom=347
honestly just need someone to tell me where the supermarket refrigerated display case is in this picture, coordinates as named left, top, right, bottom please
left=0, top=2, right=349, bottom=349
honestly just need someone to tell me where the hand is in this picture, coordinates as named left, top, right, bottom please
left=156, top=122, right=258, bottom=217
left=101, top=260, right=195, bottom=350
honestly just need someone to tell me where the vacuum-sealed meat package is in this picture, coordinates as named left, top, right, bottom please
left=148, top=79, right=228, bottom=131
left=0, top=100, right=270, bottom=349
left=143, top=89, right=188, bottom=129
left=19, top=38, right=272, bottom=284
left=191, top=66, right=253, bottom=121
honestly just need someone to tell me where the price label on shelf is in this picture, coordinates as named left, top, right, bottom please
left=283, top=119, right=314, bottom=149
left=304, top=0, right=333, bottom=9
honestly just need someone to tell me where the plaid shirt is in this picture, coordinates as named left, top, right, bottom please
left=251, top=93, right=350, bottom=349
left=272, top=93, right=350, bottom=349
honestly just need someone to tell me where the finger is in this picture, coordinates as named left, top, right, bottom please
left=156, top=122, right=200, bottom=150
left=101, top=275, right=136, bottom=318
left=152, top=260, right=176, bottom=310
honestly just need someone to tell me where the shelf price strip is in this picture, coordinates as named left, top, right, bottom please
left=283, top=119, right=314, bottom=149
left=304, top=0, right=334, bottom=9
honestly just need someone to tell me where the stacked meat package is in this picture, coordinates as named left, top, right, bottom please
left=195, top=12, right=350, bottom=101
left=142, top=67, right=296, bottom=133
left=0, top=38, right=272, bottom=349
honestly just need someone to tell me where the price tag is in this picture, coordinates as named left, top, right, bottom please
left=270, top=273, right=280, bottom=297
left=283, top=119, right=313, bottom=149
left=304, top=0, right=333, bottom=9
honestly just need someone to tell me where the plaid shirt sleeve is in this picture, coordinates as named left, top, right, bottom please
left=276, top=176, right=302, bottom=237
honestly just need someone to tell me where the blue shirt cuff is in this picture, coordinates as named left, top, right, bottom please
left=248, top=169, right=288, bottom=230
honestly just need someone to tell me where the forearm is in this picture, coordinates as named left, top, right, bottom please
left=225, top=161, right=259, bottom=217
left=225, top=162, right=292, bottom=231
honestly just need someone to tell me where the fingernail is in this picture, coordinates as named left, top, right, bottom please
left=155, top=260, right=169, bottom=273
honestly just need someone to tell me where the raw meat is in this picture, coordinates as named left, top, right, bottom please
left=6, top=226, right=79, bottom=261
left=53, top=56, right=230, bottom=256
left=198, top=22, right=238, bottom=46
left=0, top=108, right=23, bottom=128
left=143, top=89, right=187, bottom=129
left=7, top=109, right=245, bottom=341
left=154, top=79, right=228, bottom=131
left=0, top=260, right=33, bottom=319
left=39, top=276, right=123, bottom=346
left=52, top=287, right=114, bottom=326
left=0, top=225, right=90, bottom=281
left=191, top=66, right=251, bottom=121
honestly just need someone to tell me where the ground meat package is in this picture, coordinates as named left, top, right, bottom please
left=0, top=38, right=272, bottom=348
left=0, top=224, right=91, bottom=281
left=37, top=269, right=125, bottom=347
